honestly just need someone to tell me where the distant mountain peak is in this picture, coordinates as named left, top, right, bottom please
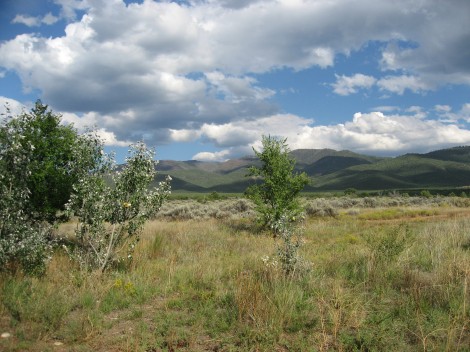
left=154, top=145, right=470, bottom=192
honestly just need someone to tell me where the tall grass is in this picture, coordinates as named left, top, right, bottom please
left=1, top=201, right=470, bottom=351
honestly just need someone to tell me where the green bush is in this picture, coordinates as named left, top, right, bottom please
left=420, top=189, right=432, bottom=198
left=344, top=188, right=357, bottom=196
left=0, top=101, right=108, bottom=275
left=246, top=136, right=309, bottom=230
left=2, top=101, right=100, bottom=223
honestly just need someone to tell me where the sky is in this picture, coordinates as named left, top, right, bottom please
left=1, top=0, right=470, bottom=163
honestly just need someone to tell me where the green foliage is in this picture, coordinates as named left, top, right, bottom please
left=366, top=225, right=413, bottom=264
left=0, top=101, right=109, bottom=275
left=2, top=278, right=70, bottom=331
left=208, top=191, right=222, bottom=201
left=65, top=142, right=171, bottom=272
left=0, top=104, right=53, bottom=275
left=1, top=101, right=96, bottom=223
left=246, top=136, right=309, bottom=229
left=420, top=189, right=432, bottom=198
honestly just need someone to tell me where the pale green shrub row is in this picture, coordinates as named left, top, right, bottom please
left=155, top=195, right=470, bottom=221
left=304, top=195, right=470, bottom=217
left=156, top=198, right=255, bottom=220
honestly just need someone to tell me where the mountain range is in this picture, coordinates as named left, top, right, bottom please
left=153, top=146, right=470, bottom=193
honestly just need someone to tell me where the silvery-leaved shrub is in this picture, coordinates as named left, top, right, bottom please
left=0, top=108, right=52, bottom=275
left=271, top=212, right=309, bottom=276
left=65, top=141, right=171, bottom=272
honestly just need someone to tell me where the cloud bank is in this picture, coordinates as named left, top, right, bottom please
left=189, top=109, right=470, bottom=161
left=1, top=0, right=470, bottom=159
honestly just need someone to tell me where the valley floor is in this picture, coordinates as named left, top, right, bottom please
left=1, top=198, right=470, bottom=351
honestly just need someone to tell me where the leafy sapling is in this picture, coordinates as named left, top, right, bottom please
left=247, top=135, right=309, bottom=232
left=66, top=141, right=171, bottom=272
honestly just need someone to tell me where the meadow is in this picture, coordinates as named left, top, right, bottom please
left=1, top=195, right=470, bottom=351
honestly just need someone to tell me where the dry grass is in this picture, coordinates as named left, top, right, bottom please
left=1, top=200, right=470, bottom=351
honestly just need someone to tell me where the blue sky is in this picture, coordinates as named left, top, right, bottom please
left=1, top=0, right=470, bottom=162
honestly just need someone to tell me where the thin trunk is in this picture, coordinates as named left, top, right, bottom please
left=100, top=223, right=116, bottom=272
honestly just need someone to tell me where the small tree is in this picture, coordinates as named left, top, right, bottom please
left=247, top=135, right=309, bottom=230
left=0, top=108, right=52, bottom=275
left=65, top=142, right=171, bottom=272
left=420, top=189, right=432, bottom=198
left=2, top=100, right=98, bottom=223
left=0, top=102, right=109, bottom=275
left=344, top=188, right=357, bottom=196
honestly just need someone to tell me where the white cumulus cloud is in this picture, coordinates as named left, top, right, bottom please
left=0, top=96, right=29, bottom=116
left=332, top=74, right=376, bottom=95
left=190, top=110, right=470, bottom=161
left=12, top=15, right=41, bottom=27
left=377, top=75, right=431, bottom=95
left=12, top=13, right=59, bottom=27
left=192, top=150, right=232, bottom=162
left=332, top=74, right=433, bottom=96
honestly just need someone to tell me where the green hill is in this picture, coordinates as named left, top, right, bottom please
left=290, top=149, right=382, bottom=165
left=421, top=146, right=470, bottom=163
left=304, top=156, right=373, bottom=175
left=154, top=146, right=470, bottom=193
left=313, top=158, right=470, bottom=190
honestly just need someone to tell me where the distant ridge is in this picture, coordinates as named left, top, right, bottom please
left=153, top=146, right=470, bottom=192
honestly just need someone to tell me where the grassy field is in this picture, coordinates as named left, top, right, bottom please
left=1, top=197, right=470, bottom=351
